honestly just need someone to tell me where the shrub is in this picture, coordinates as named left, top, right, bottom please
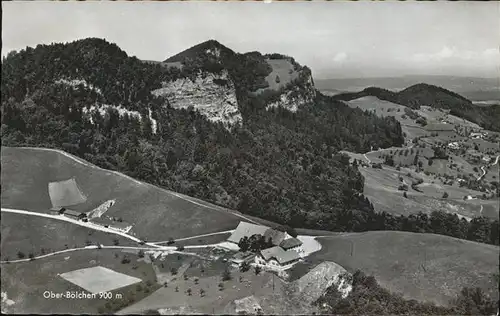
left=138, top=250, right=145, bottom=258
left=442, top=192, right=449, bottom=199
left=222, top=268, right=232, bottom=281
left=17, top=251, right=25, bottom=259
left=240, top=261, right=250, bottom=272
left=121, top=256, right=131, bottom=264
left=254, top=266, right=262, bottom=275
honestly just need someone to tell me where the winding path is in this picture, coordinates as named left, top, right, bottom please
left=363, top=153, right=371, bottom=164
left=152, top=230, right=234, bottom=245
left=477, top=155, right=499, bottom=181
left=1, top=208, right=231, bottom=250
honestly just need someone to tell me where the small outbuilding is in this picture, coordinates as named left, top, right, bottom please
left=49, top=207, right=66, bottom=215
left=63, top=209, right=87, bottom=220
left=230, top=251, right=256, bottom=267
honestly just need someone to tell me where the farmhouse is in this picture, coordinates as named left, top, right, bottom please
left=255, top=246, right=301, bottom=268
left=470, top=132, right=483, bottom=139
left=230, top=251, right=256, bottom=267
left=279, top=237, right=303, bottom=252
left=63, top=209, right=87, bottom=221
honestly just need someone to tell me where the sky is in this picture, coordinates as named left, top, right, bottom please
left=2, top=1, right=499, bottom=79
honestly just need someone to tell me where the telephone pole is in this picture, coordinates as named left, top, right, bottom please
left=272, top=273, right=275, bottom=292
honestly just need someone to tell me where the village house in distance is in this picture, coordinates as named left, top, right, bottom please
left=227, top=222, right=304, bottom=270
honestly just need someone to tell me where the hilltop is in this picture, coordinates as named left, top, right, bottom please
left=333, top=84, right=500, bottom=132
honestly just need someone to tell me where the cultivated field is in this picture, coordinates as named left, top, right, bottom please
left=309, top=231, right=499, bottom=307
left=1, top=147, right=253, bottom=240
left=60, top=266, right=141, bottom=294
left=48, top=178, right=87, bottom=208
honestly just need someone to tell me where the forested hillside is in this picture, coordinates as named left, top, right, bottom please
left=334, top=84, right=500, bottom=132
left=1, top=38, right=405, bottom=231
left=8, top=37, right=499, bottom=247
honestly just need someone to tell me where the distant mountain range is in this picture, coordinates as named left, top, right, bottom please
left=315, top=75, right=500, bottom=102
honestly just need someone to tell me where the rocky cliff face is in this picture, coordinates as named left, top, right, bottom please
left=294, top=261, right=352, bottom=303
left=151, top=69, right=241, bottom=130
left=265, top=72, right=316, bottom=112
left=155, top=41, right=318, bottom=129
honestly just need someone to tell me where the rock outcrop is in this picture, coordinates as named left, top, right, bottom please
left=152, top=70, right=241, bottom=130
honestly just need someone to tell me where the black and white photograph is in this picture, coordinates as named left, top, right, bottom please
left=1, top=1, right=499, bottom=315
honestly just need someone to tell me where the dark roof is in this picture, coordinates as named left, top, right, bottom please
left=263, top=229, right=286, bottom=246
left=109, top=221, right=131, bottom=229
left=64, top=209, right=85, bottom=217
left=260, top=246, right=301, bottom=265
left=279, top=238, right=303, bottom=250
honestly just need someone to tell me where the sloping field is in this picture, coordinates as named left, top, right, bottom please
left=1, top=147, right=249, bottom=240
left=310, top=231, right=499, bottom=307
left=255, top=58, right=298, bottom=93
left=346, top=96, right=431, bottom=143
left=346, top=97, right=482, bottom=144
left=365, top=146, right=434, bottom=166
left=0, top=212, right=134, bottom=260
left=358, top=163, right=497, bottom=219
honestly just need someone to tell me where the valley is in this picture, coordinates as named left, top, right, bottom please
left=339, top=94, right=499, bottom=222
